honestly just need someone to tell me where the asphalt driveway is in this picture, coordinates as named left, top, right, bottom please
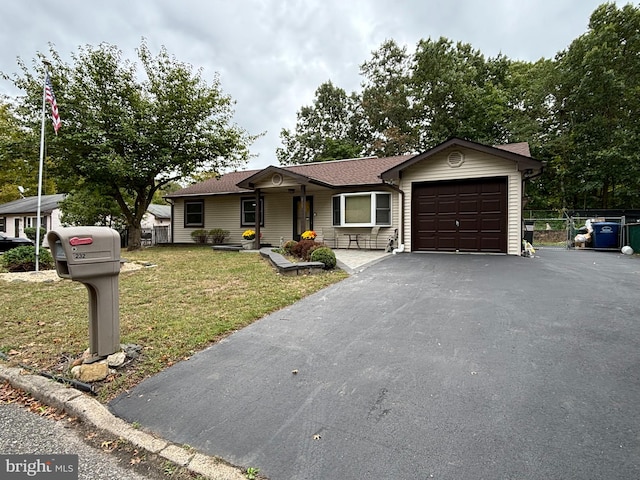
left=110, top=249, right=640, bottom=479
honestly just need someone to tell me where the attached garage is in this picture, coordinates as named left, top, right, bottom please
left=412, top=177, right=507, bottom=253
left=381, top=138, right=543, bottom=256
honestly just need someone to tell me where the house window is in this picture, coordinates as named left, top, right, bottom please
left=332, top=192, right=392, bottom=227
left=25, top=216, right=46, bottom=230
left=241, top=197, right=264, bottom=227
left=184, top=201, right=204, bottom=227
left=0, top=217, right=5, bottom=233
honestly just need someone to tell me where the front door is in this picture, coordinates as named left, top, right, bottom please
left=293, top=196, right=313, bottom=241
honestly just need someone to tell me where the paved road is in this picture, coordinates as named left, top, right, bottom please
left=0, top=403, right=159, bottom=480
left=111, top=249, right=640, bottom=479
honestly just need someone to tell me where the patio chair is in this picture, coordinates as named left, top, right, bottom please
left=363, top=226, right=381, bottom=249
left=317, top=228, right=337, bottom=248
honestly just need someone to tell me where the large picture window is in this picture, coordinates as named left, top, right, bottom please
left=241, top=197, right=264, bottom=227
left=332, top=192, right=391, bottom=227
left=184, top=201, right=204, bottom=227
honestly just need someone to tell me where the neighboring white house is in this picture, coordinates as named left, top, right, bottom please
left=0, top=194, right=66, bottom=246
left=141, top=204, right=172, bottom=244
left=0, top=195, right=173, bottom=246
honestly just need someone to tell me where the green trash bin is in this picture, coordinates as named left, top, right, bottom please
left=626, top=223, right=640, bottom=252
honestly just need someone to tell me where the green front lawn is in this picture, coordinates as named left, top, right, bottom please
left=0, top=246, right=348, bottom=401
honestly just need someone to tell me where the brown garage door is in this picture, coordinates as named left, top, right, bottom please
left=412, top=177, right=507, bottom=253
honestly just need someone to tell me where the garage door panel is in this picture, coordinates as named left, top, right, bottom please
left=458, top=200, right=479, bottom=214
left=481, top=218, right=503, bottom=231
left=412, top=177, right=507, bottom=253
left=480, top=199, right=502, bottom=213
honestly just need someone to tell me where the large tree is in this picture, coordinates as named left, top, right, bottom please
left=411, top=38, right=513, bottom=149
left=553, top=2, right=640, bottom=209
left=277, top=81, right=364, bottom=165
left=4, top=40, right=257, bottom=248
left=0, top=99, right=56, bottom=203
left=360, top=39, right=417, bottom=156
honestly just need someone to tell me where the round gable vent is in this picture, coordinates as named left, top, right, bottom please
left=271, top=173, right=283, bottom=186
left=447, top=150, right=465, bottom=168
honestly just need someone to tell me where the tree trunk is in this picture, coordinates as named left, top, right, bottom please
left=127, top=223, right=142, bottom=251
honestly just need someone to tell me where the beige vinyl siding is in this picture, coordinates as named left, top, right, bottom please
left=173, top=187, right=400, bottom=249
left=312, top=189, right=399, bottom=249
left=399, top=147, right=523, bottom=255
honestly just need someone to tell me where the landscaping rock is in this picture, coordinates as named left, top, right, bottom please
left=71, top=362, right=109, bottom=382
left=107, top=351, right=126, bottom=368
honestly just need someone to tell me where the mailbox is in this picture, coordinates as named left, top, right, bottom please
left=47, top=227, right=121, bottom=358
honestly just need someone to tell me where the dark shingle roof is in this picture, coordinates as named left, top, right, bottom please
left=167, top=156, right=413, bottom=197
left=0, top=194, right=66, bottom=214
left=167, top=139, right=538, bottom=198
left=494, top=142, right=531, bottom=157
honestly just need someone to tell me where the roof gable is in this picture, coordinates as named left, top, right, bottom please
left=166, top=139, right=540, bottom=198
left=380, top=138, right=541, bottom=180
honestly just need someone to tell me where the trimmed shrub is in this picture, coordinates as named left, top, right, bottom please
left=283, top=240, right=298, bottom=255
left=310, top=247, right=337, bottom=270
left=190, top=229, right=209, bottom=244
left=291, top=239, right=318, bottom=261
left=1, top=246, right=54, bottom=272
left=24, top=227, right=46, bottom=244
left=209, top=228, right=229, bottom=244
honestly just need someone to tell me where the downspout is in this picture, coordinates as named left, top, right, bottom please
left=166, top=198, right=174, bottom=244
left=383, top=181, right=405, bottom=254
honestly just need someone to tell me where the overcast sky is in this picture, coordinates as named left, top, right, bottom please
left=0, top=0, right=620, bottom=171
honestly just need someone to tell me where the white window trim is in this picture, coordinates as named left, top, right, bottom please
left=333, top=192, right=392, bottom=227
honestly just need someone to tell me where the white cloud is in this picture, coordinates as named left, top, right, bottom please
left=0, top=0, right=618, bottom=170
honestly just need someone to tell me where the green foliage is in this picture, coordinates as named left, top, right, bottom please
left=277, top=81, right=364, bottom=165
left=246, top=467, right=260, bottom=480
left=283, top=240, right=297, bottom=255
left=208, top=228, right=229, bottom=244
left=5, top=40, right=259, bottom=250
left=360, top=39, right=417, bottom=156
left=190, top=228, right=228, bottom=244
left=310, top=246, right=337, bottom=270
left=190, top=229, right=209, bottom=244
left=23, top=227, right=46, bottom=244
left=0, top=100, right=58, bottom=204
left=550, top=3, right=640, bottom=209
left=1, top=246, right=53, bottom=272
left=59, top=187, right=125, bottom=229
left=276, top=4, right=640, bottom=210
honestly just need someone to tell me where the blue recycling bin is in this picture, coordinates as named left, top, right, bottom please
left=591, top=222, right=620, bottom=249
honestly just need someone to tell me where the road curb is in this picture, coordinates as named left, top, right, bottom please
left=0, top=364, right=245, bottom=480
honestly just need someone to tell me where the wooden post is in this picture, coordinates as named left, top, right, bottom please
left=300, top=185, right=306, bottom=237
left=254, top=189, right=261, bottom=249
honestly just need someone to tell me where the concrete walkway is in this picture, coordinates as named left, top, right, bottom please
left=333, top=248, right=392, bottom=272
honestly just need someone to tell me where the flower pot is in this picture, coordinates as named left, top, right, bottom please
left=241, top=239, right=255, bottom=250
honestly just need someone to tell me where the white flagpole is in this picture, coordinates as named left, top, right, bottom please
left=35, top=69, right=48, bottom=272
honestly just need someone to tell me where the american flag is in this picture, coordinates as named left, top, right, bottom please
left=45, top=74, right=61, bottom=133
